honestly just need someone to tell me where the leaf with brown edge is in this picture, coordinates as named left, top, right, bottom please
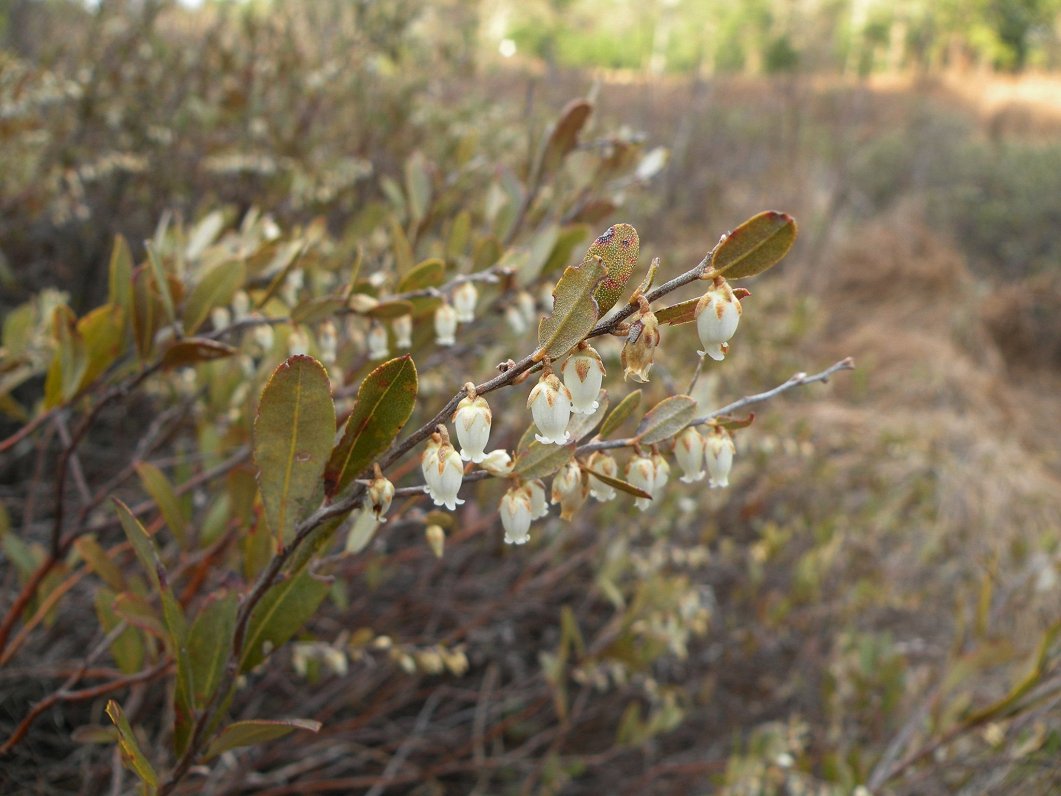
left=536, top=98, right=593, bottom=183
left=513, top=441, right=576, bottom=480
left=655, top=297, right=700, bottom=326
left=535, top=256, right=607, bottom=361
left=324, top=355, right=417, bottom=497
left=161, top=338, right=238, bottom=370
left=636, top=395, right=697, bottom=445
left=599, top=389, right=641, bottom=439
left=254, top=355, right=336, bottom=544
left=397, top=258, right=445, bottom=293
left=580, top=465, right=651, bottom=500
left=587, top=223, right=640, bottom=316
left=205, top=718, right=322, bottom=761
left=714, top=413, right=756, bottom=431
left=709, top=211, right=797, bottom=280
left=105, top=700, right=158, bottom=790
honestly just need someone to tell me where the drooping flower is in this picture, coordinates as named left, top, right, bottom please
left=210, top=306, right=231, bottom=332
left=429, top=438, right=466, bottom=510
left=231, top=290, right=251, bottom=321
left=393, top=314, right=413, bottom=349
left=625, top=455, right=656, bottom=511
left=425, top=524, right=445, bottom=558
left=651, top=450, right=670, bottom=497
left=517, top=290, right=538, bottom=326
left=505, top=304, right=528, bottom=335
left=434, top=302, right=458, bottom=346
left=368, top=469, right=395, bottom=522
left=527, top=479, right=550, bottom=520
left=479, top=449, right=514, bottom=476
left=281, top=268, right=304, bottom=307
left=527, top=372, right=573, bottom=446
left=345, top=502, right=380, bottom=554
left=562, top=344, right=605, bottom=415
left=252, top=320, right=274, bottom=352
left=694, top=279, right=742, bottom=361
left=705, top=427, right=737, bottom=488
left=367, top=323, right=389, bottom=361
left=318, top=320, right=338, bottom=364
left=586, top=451, right=618, bottom=501
left=421, top=432, right=443, bottom=502
left=551, top=462, right=587, bottom=521
left=452, top=387, right=491, bottom=463
left=452, top=281, right=478, bottom=323
left=500, top=485, right=533, bottom=545
left=621, top=297, right=661, bottom=383
left=674, top=426, right=706, bottom=483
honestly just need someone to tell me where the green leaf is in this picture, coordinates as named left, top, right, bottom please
left=390, top=218, right=415, bottom=276
left=535, top=98, right=593, bottom=182
left=580, top=466, right=651, bottom=500
left=43, top=305, right=87, bottom=409
left=181, top=260, right=245, bottom=334
left=586, top=223, right=640, bottom=316
left=105, top=700, right=159, bottom=791
left=513, top=441, right=576, bottom=480
left=144, top=242, right=177, bottom=326
left=365, top=299, right=415, bottom=320
left=324, top=355, right=417, bottom=498
left=240, top=568, right=330, bottom=672
left=518, top=224, right=560, bottom=285
left=397, top=258, right=445, bottom=293
left=636, top=395, right=697, bottom=445
left=710, top=211, right=797, bottom=280
left=131, top=265, right=166, bottom=360
left=94, top=588, right=144, bottom=674
left=76, top=304, right=125, bottom=392
left=599, top=389, right=641, bottom=439
left=404, top=151, right=433, bottom=227
left=135, top=462, right=188, bottom=547
left=254, top=355, right=336, bottom=545
left=184, top=209, right=226, bottom=261
left=446, top=210, right=471, bottom=261
left=112, top=592, right=166, bottom=639
left=535, top=256, right=607, bottom=361
left=187, top=592, right=237, bottom=708
left=290, top=296, right=348, bottom=325
left=655, top=297, right=699, bottom=326
left=112, top=498, right=163, bottom=593
left=540, top=224, right=590, bottom=277
left=160, top=338, right=238, bottom=370
left=566, top=391, right=609, bottom=442
left=74, top=535, right=126, bottom=591
left=205, top=718, right=322, bottom=761
left=107, top=235, right=134, bottom=324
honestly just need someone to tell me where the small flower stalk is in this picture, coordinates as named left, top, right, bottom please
left=586, top=451, right=618, bottom=501
left=625, top=454, right=656, bottom=511
left=527, top=365, right=573, bottom=446
left=705, top=427, right=737, bottom=488
left=674, top=426, right=706, bottom=483
left=500, top=485, right=533, bottom=545
left=562, top=343, right=605, bottom=415
left=393, top=314, right=413, bottom=349
left=695, top=278, right=742, bottom=361
left=621, top=296, right=661, bottom=383
left=367, top=322, right=389, bottom=361
left=551, top=462, right=587, bottom=521
left=422, top=427, right=465, bottom=510
left=453, top=384, right=491, bottom=463
left=434, top=302, right=457, bottom=346
left=452, top=281, right=478, bottom=323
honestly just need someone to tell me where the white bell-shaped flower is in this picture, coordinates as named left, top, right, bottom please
left=344, top=503, right=380, bottom=555
left=318, top=320, right=338, bottom=364
left=429, top=441, right=465, bottom=510
left=425, top=524, right=445, bottom=558
left=288, top=327, right=309, bottom=356
left=695, top=280, right=742, bottom=361
left=651, top=451, right=670, bottom=497
left=231, top=290, right=251, bottom=321
left=517, top=291, right=538, bottom=326
left=562, top=345, right=605, bottom=415
left=551, top=462, right=586, bottom=521
left=452, top=391, right=492, bottom=463
left=479, top=449, right=514, bottom=476
left=252, top=320, right=274, bottom=352
left=505, top=304, right=528, bottom=335
left=452, top=281, right=478, bottom=323
left=367, top=323, right=389, bottom=361
left=625, top=455, right=656, bottom=511
left=586, top=451, right=618, bottom=501
left=393, top=314, right=413, bottom=349
left=421, top=433, right=443, bottom=502
left=705, top=428, right=736, bottom=488
left=500, top=486, right=533, bottom=546
left=435, top=302, right=458, bottom=346
left=540, top=282, right=555, bottom=314
left=281, top=268, right=304, bottom=307
left=527, top=373, right=573, bottom=446
left=527, top=479, right=550, bottom=520
left=211, top=306, right=231, bottom=331
left=368, top=472, right=395, bottom=522
left=674, top=426, right=706, bottom=483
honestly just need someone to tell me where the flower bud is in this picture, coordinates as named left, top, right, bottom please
left=500, top=485, right=533, bottom=545
left=393, top=314, right=413, bottom=349
left=452, top=281, right=478, bottom=323
left=527, top=373, right=573, bottom=445
left=651, top=450, right=671, bottom=497
left=231, top=290, right=251, bottom=321
left=367, top=322, right=389, bottom=361
left=368, top=475, right=395, bottom=522
left=674, top=426, right=706, bottom=483
left=430, top=441, right=465, bottom=510
left=453, top=391, right=492, bottom=463
left=621, top=302, right=661, bottom=383
left=425, top=524, right=445, bottom=558
left=705, top=428, right=736, bottom=488
left=479, top=449, right=513, bottom=476
left=695, top=280, right=742, bottom=361
left=551, top=462, right=587, bottom=521
left=562, top=344, right=605, bottom=415
left=210, top=306, right=231, bottom=331
left=434, top=302, right=457, bottom=346
left=318, top=320, right=338, bottom=364
left=625, top=455, right=655, bottom=511
left=527, top=478, right=550, bottom=520
left=586, top=451, right=618, bottom=501
left=345, top=503, right=380, bottom=554
left=288, top=327, right=309, bottom=356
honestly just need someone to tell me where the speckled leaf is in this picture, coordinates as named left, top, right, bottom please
left=240, top=568, right=330, bottom=672
left=397, top=258, right=445, bottom=293
left=710, top=211, right=797, bottom=280
left=254, top=355, right=336, bottom=544
left=586, top=224, right=640, bottom=316
left=535, top=256, right=607, bottom=361
left=580, top=465, right=651, bottom=500
left=536, top=99, right=593, bottom=181
left=636, top=395, right=697, bottom=445
left=655, top=297, right=699, bottom=326
left=182, top=260, right=245, bottom=334
left=105, top=700, right=158, bottom=790
left=161, top=338, right=237, bottom=370
left=513, top=441, right=576, bottom=480
left=599, top=389, right=641, bottom=438
left=324, top=355, right=417, bottom=497
left=205, top=718, right=322, bottom=761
